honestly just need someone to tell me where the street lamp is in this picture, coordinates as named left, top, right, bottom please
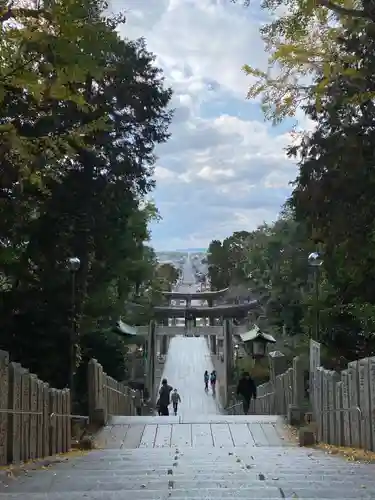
left=67, top=257, right=80, bottom=408
left=308, top=252, right=323, bottom=341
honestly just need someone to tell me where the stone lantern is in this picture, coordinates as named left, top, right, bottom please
left=240, top=325, right=276, bottom=359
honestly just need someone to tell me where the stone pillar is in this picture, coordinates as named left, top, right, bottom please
left=291, top=356, right=306, bottom=422
left=298, top=354, right=311, bottom=411
left=358, top=358, right=371, bottom=450
left=88, top=359, right=107, bottom=426
left=161, top=335, right=168, bottom=356
left=341, top=369, right=351, bottom=446
left=146, top=320, right=156, bottom=401
left=210, top=336, right=217, bottom=355
left=335, top=381, right=344, bottom=446
left=268, top=351, right=287, bottom=415
left=348, top=361, right=361, bottom=448
left=285, top=356, right=305, bottom=425
left=309, top=339, right=321, bottom=419
left=368, top=357, right=375, bottom=452
left=268, top=351, right=287, bottom=385
left=8, top=362, right=21, bottom=464
left=0, top=351, right=9, bottom=465
left=327, top=371, right=340, bottom=445
left=289, top=356, right=305, bottom=425
left=222, top=319, right=234, bottom=406
left=156, top=336, right=161, bottom=357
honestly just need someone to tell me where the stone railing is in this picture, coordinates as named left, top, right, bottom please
left=253, top=341, right=375, bottom=452
left=252, top=353, right=307, bottom=423
left=87, top=358, right=137, bottom=426
left=313, top=358, right=375, bottom=450
left=0, top=350, right=71, bottom=465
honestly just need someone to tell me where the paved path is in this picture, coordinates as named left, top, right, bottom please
left=160, top=336, right=220, bottom=417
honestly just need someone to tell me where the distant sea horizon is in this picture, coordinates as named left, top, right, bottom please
left=157, top=248, right=207, bottom=253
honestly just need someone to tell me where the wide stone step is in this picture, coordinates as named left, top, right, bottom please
left=0, top=487, right=372, bottom=499
left=109, top=415, right=280, bottom=424
left=49, top=468, right=375, bottom=479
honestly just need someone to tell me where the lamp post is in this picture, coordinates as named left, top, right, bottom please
left=308, top=252, right=323, bottom=341
left=67, top=257, right=80, bottom=408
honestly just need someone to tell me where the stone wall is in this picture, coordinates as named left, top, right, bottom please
left=253, top=340, right=375, bottom=451
left=87, top=358, right=137, bottom=426
left=0, top=350, right=71, bottom=465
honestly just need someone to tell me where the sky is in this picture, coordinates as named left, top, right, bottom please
left=113, top=0, right=308, bottom=251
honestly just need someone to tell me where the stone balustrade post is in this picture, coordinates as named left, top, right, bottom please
left=288, top=356, right=306, bottom=425
left=88, top=359, right=107, bottom=426
left=268, top=351, right=287, bottom=415
left=0, top=351, right=9, bottom=465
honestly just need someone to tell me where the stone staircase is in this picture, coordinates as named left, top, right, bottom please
left=2, top=415, right=375, bottom=499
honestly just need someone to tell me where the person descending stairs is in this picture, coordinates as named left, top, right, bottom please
left=171, top=388, right=181, bottom=416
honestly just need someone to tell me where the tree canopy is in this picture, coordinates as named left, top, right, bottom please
left=232, top=0, right=375, bottom=123
left=215, top=1, right=375, bottom=370
left=0, top=0, right=174, bottom=395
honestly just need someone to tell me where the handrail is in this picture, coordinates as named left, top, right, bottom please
left=317, top=405, right=362, bottom=418
left=224, top=400, right=243, bottom=415
left=0, top=409, right=90, bottom=422
left=257, top=392, right=274, bottom=399
left=225, top=402, right=242, bottom=411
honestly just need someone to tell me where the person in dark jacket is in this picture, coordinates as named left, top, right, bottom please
left=158, top=378, right=173, bottom=416
left=236, top=371, right=257, bottom=414
left=204, top=370, right=209, bottom=391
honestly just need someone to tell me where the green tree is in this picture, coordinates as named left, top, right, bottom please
left=0, top=0, right=124, bottom=184
left=288, top=18, right=375, bottom=359
left=0, top=5, right=172, bottom=393
left=231, top=0, right=374, bottom=123
left=155, top=263, right=179, bottom=290
left=207, top=240, right=230, bottom=290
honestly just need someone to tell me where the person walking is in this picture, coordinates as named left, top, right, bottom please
left=171, top=388, right=181, bottom=416
left=210, top=370, right=217, bottom=394
left=204, top=370, right=209, bottom=391
left=236, top=371, right=257, bottom=414
left=158, top=378, right=173, bottom=416
left=132, top=389, right=142, bottom=416
left=156, top=398, right=161, bottom=416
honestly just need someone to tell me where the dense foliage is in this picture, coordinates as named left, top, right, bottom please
left=207, top=213, right=375, bottom=367
left=232, top=0, right=375, bottom=123
left=0, top=0, right=173, bottom=393
left=209, top=0, right=375, bottom=368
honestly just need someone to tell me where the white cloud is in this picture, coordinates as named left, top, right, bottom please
left=154, top=166, right=176, bottom=181
left=111, top=0, right=301, bottom=249
left=196, top=166, right=235, bottom=181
